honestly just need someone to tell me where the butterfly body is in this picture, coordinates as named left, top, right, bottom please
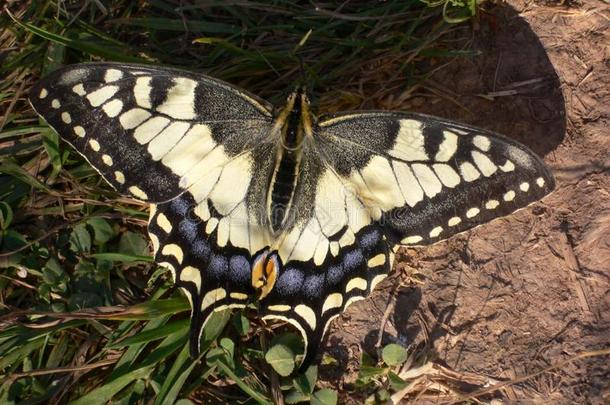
left=30, top=63, right=554, bottom=368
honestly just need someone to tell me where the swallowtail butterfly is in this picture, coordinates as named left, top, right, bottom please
left=30, top=63, right=554, bottom=368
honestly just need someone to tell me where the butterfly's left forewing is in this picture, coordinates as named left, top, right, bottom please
left=29, top=63, right=274, bottom=203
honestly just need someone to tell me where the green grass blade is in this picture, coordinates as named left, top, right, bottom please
left=70, top=365, right=153, bottom=405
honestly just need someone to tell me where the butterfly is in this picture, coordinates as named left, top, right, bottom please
left=30, top=63, right=554, bottom=369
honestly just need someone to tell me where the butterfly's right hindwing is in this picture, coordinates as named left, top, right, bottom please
left=29, top=63, right=274, bottom=203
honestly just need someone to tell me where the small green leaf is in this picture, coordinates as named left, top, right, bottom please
left=285, top=389, right=310, bottom=404
left=69, top=223, right=91, bottom=253
left=87, top=217, right=115, bottom=245
left=382, top=343, right=408, bottom=366
left=311, top=388, right=337, bottom=405
left=220, top=337, right=235, bottom=359
left=358, top=365, right=387, bottom=380
left=265, top=342, right=296, bottom=377
left=270, top=332, right=304, bottom=355
left=388, top=371, right=407, bottom=391
left=119, top=231, right=149, bottom=256
left=376, top=388, right=390, bottom=402
left=293, top=365, right=317, bottom=395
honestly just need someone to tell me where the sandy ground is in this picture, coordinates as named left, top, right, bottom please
left=320, top=1, right=609, bottom=403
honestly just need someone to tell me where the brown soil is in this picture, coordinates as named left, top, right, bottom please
left=320, top=1, right=610, bottom=403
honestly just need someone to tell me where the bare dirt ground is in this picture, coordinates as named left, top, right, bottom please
left=320, top=1, right=609, bottom=403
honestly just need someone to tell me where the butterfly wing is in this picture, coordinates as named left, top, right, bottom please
left=261, top=111, right=554, bottom=368
left=29, top=63, right=274, bottom=203
left=316, top=112, right=554, bottom=245
left=29, top=63, right=277, bottom=356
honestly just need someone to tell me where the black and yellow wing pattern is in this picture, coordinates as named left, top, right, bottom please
left=30, top=63, right=554, bottom=368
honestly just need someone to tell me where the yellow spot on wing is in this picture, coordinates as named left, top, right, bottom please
left=201, top=288, right=227, bottom=311
left=367, top=253, right=386, bottom=267
left=161, top=243, right=183, bottom=263
left=181, top=266, right=201, bottom=288
left=322, top=293, right=343, bottom=314
left=435, top=130, right=458, bottom=162
left=268, top=305, right=291, bottom=312
left=294, top=304, right=317, bottom=329
left=114, top=171, right=125, bottom=184
left=129, top=185, right=148, bottom=200
left=345, top=277, right=367, bottom=293
left=156, top=213, right=172, bottom=233
left=230, top=292, right=248, bottom=300
left=401, top=235, right=422, bottom=245
left=370, top=274, right=387, bottom=290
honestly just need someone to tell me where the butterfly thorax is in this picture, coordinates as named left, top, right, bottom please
left=267, top=90, right=314, bottom=233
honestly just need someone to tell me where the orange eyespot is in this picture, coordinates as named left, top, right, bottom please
left=251, top=251, right=279, bottom=300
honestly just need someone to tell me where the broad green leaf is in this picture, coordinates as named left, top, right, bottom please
left=42, top=258, right=68, bottom=293
left=382, top=343, right=408, bottom=366
left=119, top=231, right=149, bottom=256
left=356, top=365, right=388, bottom=386
left=311, top=388, right=338, bottom=405
left=293, top=365, right=317, bottom=395
left=265, top=342, right=296, bottom=377
left=87, top=218, right=115, bottom=245
left=69, top=223, right=91, bottom=253
left=285, top=389, right=310, bottom=404
left=388, top=371, right=408, bottom=391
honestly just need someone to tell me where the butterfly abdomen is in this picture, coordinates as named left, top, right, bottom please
left=270, top=150, right=299, bottom=230
left=268, top=91, right=309, bottom=232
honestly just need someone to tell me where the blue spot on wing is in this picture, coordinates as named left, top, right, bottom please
left=344, top=250, right=364, bottom=271
left=229, top=255, right=251, bottom=285
left=275, top=267, right=304, bottom=296
left=303, top=274, right=324, bottom=299
left=208, top=254, right=228, bottom=279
